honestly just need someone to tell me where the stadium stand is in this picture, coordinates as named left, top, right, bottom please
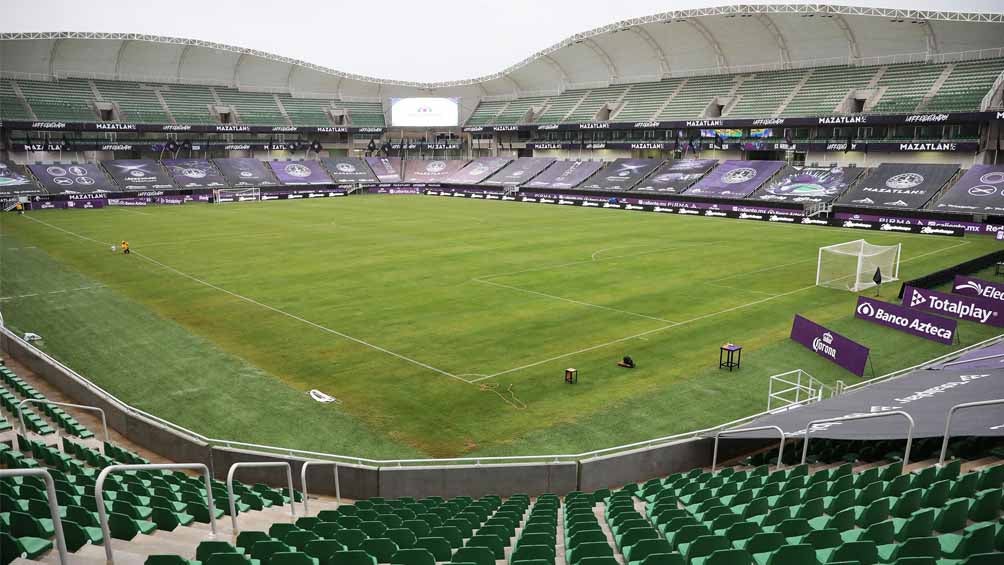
left=656, top=74, right=740, bottom=121
left=157, top=83, right=216, bottom=124
left=726, top=69, right=806, bottom=118
left=335, top=101, right=386, bottom=127
left=778, top=65, right=882, bottom=117
left=869, top=62, right=948, bottom=115
left=15, top=78, right=96, bottom=122
left=922, top=59, right=1004, bottom=113
left=464, top=100, right=509, bottom=126
left=0, top=81, right=33, bottom=121
left=612, top=79, right=685, bottom=122
left=514, top=96, right=566, bottom=125
left=215, top=88, right=288, bottom=126
left=563, top=85, right=630, bottom=123
left=91, top=80, right=171, bottom=124
left=276, top=94, right=334, bottom=127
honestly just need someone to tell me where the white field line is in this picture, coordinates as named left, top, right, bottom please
left=113, top=208, right=154, bottom=217
left=705, top=282, right=780, bottom=297
left=900, top=240, right=971, bottom=263
left=472, top=283, right=818, bottom=382
left=0, top=285, right=103, bottom=302
left=23, top=215, right=471, bottom=385
left=473, top=278, right=678, bottom=324
left=711, top=258, right=816, bottom=282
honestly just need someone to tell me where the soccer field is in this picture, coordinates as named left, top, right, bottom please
left=0, top=195, right=999, bottom=458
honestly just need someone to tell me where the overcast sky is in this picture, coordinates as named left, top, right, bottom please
left=4, top=0, right=1003, bottom=82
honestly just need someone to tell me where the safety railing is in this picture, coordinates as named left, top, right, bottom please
left=712, top=426, right=786, bottom=473
left=17, top=398, right=109, bottom=450
left=226, top=462, right=295, bottom=531
left=801, top=411, right=915, bottom=471
left=95, top=464, right=217, bottom=564
left=300, top=461, right=341, bottom=515
left=0, top=468, right=68, bottom=565
left=939, top=399, right=1004, bottom=465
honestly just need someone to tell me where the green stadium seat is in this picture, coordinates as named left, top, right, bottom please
left=335, top=529, right=368, bottom=550
left=360, top=538, right=399, bottom=563
left=331, top=550, right=378, bottom=565
left=939, top=523, right=997, bottom=559
left=286, top=530, right=321, bottom=551
left=144, top=555, right=191, bottom=565
left=251, top=541, right=293, bottom=565
left=815, top=541, right=878, bottom=565
left=237, top=531, right=272, bottom=553
left=511, top=544, right=555, bottom=565
left=451, top=546, right=494, bottom=565
left=414, top=537, right=451, bottom=561
left=389, top=548, right=436, bottom=565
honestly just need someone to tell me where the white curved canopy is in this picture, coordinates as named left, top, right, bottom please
left=1, top=3, right=1002, bottom=101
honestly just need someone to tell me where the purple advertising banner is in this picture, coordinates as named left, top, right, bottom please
left=0, top=161, right=42, bottom=195
left=213, top=158, right=277, bottom=187
left=162, top=159, right=227, bottom=188
left=482, top=158, right=556, bottom=186
left=103, top=159, right=176, bottom=191
left=34, top=197, right=106, bottom=210
left=322, top=157, right=379, bottom=183
left=834, top=212, right=1001, bottom=236
left=855, top=296, right=957, bottom=344
left=267, top=160, right=333, bottom=185
left=952, top=275, right=1004, bottom=302
left=790, top=314, right=870, bottom=376
left=634, top=159, right=718, bottom=193
left=684, top=160, right=785, bottom=198
left=932, top=164, right=1004, bottom=214
left=579, top=158, right=664, bottom=191
left=403, top=160, right=469, bottom=183
left=523, top=160, right=605, bottom=189
left=444, top=157, right=511, bottom=185
left=903, top=285, right=1004, bottom=327
left=365, top=157, right=403, bottom=183
left=837, top=163, right=960, bottom=209
left=27, top=163, right=117, bottom=193
left=755, top=166, right=864, bottom=203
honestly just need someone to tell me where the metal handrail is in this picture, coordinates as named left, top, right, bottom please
left=226, top=462, right=295, bottom=531
left=300, top=461, right=341, bottom=515
left=712, top=426, right=786, bottom=472
left=801, top=411, right=915, bottom=471
left=17, top=398, right=109, bottom=449
left=95, top=464, right=217, bottom=564
left=939, top=399, right=1004, bottom=465
left=0, top=469, right=68, bottom=565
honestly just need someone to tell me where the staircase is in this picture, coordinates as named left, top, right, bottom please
left=774, top=69, right=814, bottom=117
left=154, top=89, right=177, bottom=124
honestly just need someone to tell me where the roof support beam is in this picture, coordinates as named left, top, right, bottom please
left=922, top=21, right=939, bottom=56
left=755, top=14, right=790, bottom=65
left=832, top=14, right=861, bottom=61
left=113, top=39, right=130, bottom=79
left=176, top=44, right=192, bottom=83
left=685, top=19, right=727, bottom=68
left=630, top=26, right=670, bottom=77
left=232, top=53, right=246, bottom=87
left=501, top=73, right=523, bottom=96
left=286, top=63, right=298, bottom=94
left=583, top=38, right=618, bottom=82
left=47, top=38, right=62, bottom=77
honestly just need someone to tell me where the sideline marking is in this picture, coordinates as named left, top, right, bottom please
left=0, top=285, right=102, bottom=302
left=23, top=215, right=471, bottom=385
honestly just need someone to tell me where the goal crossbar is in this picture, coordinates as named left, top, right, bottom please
left=214, top=187, right=261, bottom=204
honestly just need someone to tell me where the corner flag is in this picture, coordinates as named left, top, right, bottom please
left=873, top=266, right=883, bottom=296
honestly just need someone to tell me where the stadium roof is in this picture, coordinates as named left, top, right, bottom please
left=2, top=3, right=1003, bottom=101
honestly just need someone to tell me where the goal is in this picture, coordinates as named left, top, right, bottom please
left=816, top=239, right=901, bottom=292
left=213, top=187, right=261, bottom=204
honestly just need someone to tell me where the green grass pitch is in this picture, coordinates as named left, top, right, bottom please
left=0, top=195, right=999, bottom=459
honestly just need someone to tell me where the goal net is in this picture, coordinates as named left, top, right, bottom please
left=816, top=239, right=901, bottom=292
left=213, top=187, right=261, bottom=204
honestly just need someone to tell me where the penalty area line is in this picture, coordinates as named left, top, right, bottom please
left=23, top=215, right=471, bottom=386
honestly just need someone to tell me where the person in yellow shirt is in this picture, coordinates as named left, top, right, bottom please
left=14, top=202, right=23, bottom=215
left=121, top=240, right=130, bottom=255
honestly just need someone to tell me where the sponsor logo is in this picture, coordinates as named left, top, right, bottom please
left=678, top=208, right=699, bottom=215
left=704, top=210, right=726, bottom=217
left=738, top=213, right=763, bottom=220
left=827, top=143, right=856, bottom=151
left=578, top=123, right=609, bottom=129
left=558, top=199, right=574, bottom=205
left=536, top=124, right=559, bottom=130
left=954, top=280, right=1004, bottom=301
left=885, top=172, right=925, bottom=189
left=101, top=144, right=133, bottom=151
left=533, top=143, right=563, bottom=150
left=899, top=143, right=957, bottom=151
left=357, top=127, right=383, bottom=133
left=653, top=206, right=672, bottom=213
left=633, top=121, right=661, bottom=128
left=464, top=126, right=485, bottom=132
left=817, top=116, right=867, bottom=125
left=919, top=226, right=957, bottom=235
left=630, top=143, right=664, bottom=149
left=582, top=201, right=599, bottom=207
left=316, top=127, right=349, bottom=133
left=95, top=122, right=137, bottom=131
left=31, top=121, right=67, bottom=129
left=753, top=118, right=785, bottom=126
left=215, top=125, right=251, bottom=132
left=909, top=288, right=998, bottom=323
left=585, top=143, right=607, bottom=150
left=968, top=185, right=996, bottom=196
left=686, top=120, right=723, bottom=127
left=880, top=223, right=913, bottom=232
left=225, top=144, right=251, bottom=151
left=769, top=215, right=796, bottom=223
left=624, top=204, right=643, bottom=210
left=284, top=163, right=313, bottom=178
left=856, top=299, right=954, bottom=340
left=603, top=203, right=621, bottom=209
left=842, top=220, right=873, bottom=228
left=722, top=167, right=758, bottom=185
left=162, top=124, right=192, bottom=131
left=492, top=125, right=518, bottom=131
left=812, top=332, right=837, bottom=359
left=271, top=126, right=298, bottom=132
left=905, top=114, right=950, bottom=123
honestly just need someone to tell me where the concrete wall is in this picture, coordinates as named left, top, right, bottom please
left=379, top=462, right=578, bottom=499
left=209, top=446, right=379, bottom=500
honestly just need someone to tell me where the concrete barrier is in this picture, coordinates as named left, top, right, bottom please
left=379, top=462, right=578, bottom=499
left=210, top=446, right=379, bottom=500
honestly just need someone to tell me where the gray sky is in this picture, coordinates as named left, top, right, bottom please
left=4, top=0, right=1003, bottom=82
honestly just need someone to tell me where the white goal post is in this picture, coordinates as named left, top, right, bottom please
left=816, top=239, right=901, bottom=292
left=213, top=187, right=261, bottom=204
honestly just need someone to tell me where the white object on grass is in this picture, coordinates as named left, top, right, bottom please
left=309, top=389, right=340, bottom=403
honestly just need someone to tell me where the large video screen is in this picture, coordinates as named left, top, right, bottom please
left=390, top=98, right=459, bottom=127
